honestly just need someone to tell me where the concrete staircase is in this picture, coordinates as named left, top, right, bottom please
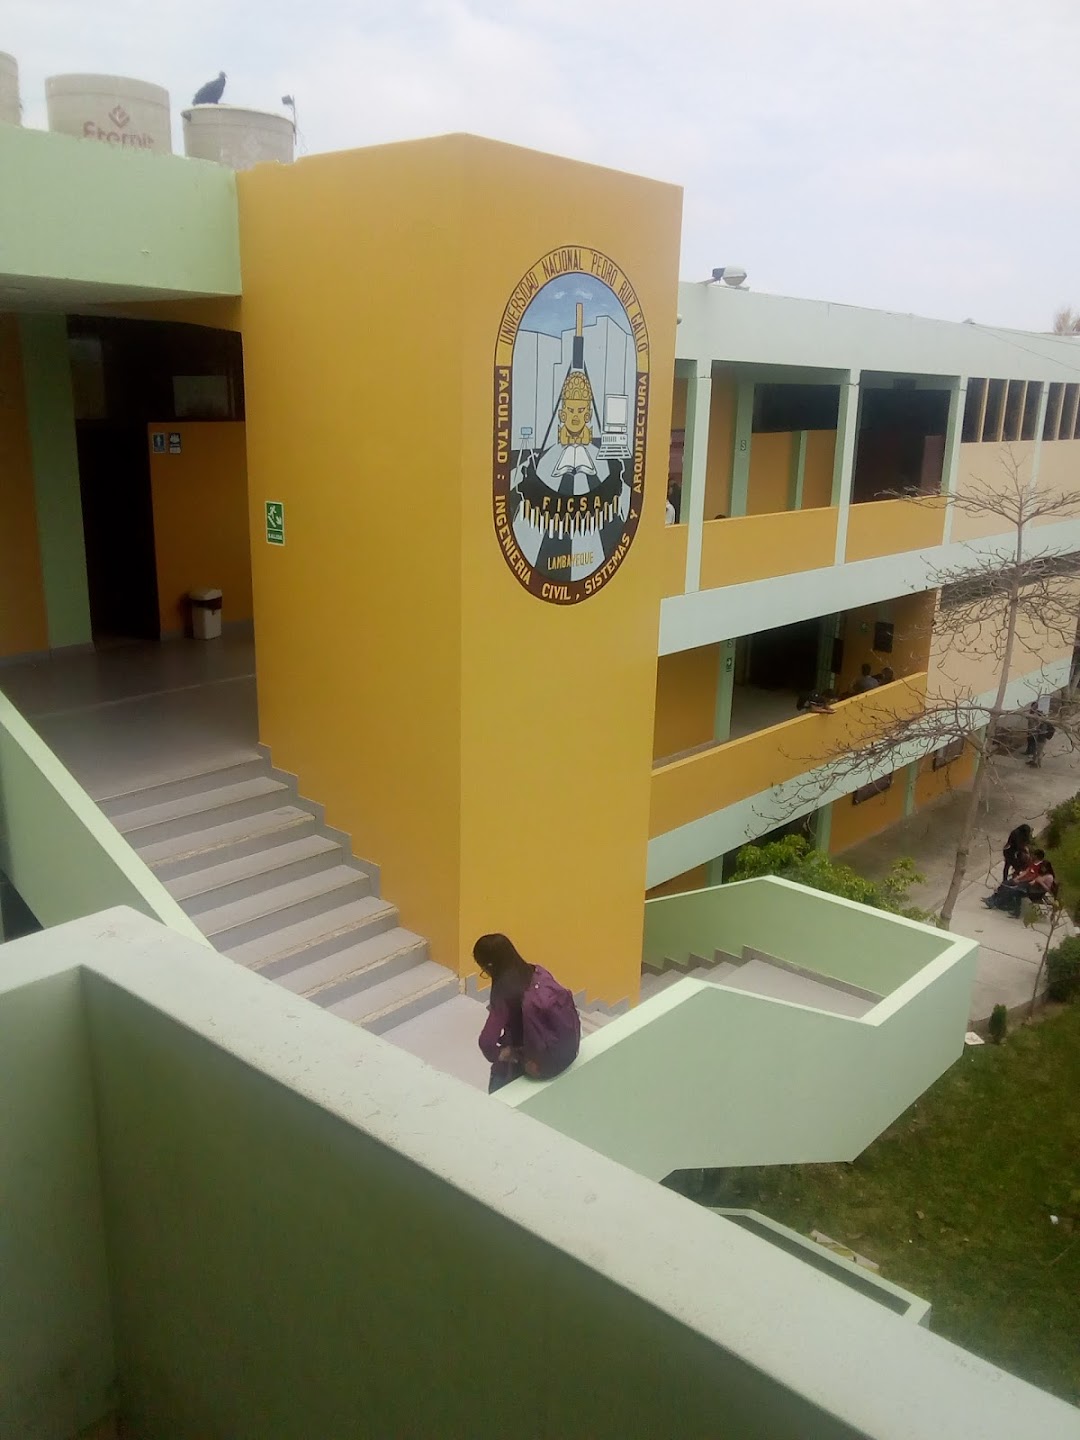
left=641, top=947, right=882, bottom=1018
left=100, top=753, right=619, bottom=1088
left=100, top=754, right=459, bottom=1036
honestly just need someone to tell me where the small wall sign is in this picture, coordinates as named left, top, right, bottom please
left=151, top=432, right=166, bottom=454
left=168, top=432, right=182, bottom=454
left=265, top=501, right=285, bottom=546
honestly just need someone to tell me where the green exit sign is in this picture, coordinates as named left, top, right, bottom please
left=265, top=501, right=285, bottom=546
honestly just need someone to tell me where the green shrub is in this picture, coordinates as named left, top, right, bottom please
left=729, top=835, right=932, bottom=921
left=1046, top=936, right=1080, bottom=1003
left=989, top=1004, right=1008, bottom=1043
left=1043, top=792, right=1080, bottom=850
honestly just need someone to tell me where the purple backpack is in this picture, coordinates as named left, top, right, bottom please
left=521, top=966, right=581, bottom=1080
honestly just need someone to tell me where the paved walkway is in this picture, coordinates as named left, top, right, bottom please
left=843, top=737, right=1080, bottom=1023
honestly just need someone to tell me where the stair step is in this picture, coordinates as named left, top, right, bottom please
left=97, top=756, right=267, bottom=818
left=113, top=776, right=291, bottom=848
left=328, top=960, right=457, bottom=1033
left=638, top=968, right=686, bottom=1001
left=228, top=895, right=399, bottom=975
left=196, top=864, right=371, bottom=948
left=169, top=834, right=343, bottom=913
left=693, top=960, right=740, bottom=984
left=140, top=805, right=319, bottom=881
left=280, top=927, right=429, bottom=1003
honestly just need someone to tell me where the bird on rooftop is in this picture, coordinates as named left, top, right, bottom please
left=192, top=72, right=227, bottom=105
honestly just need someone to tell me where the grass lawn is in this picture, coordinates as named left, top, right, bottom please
left=689, top=1003, right=1080, bottom=1406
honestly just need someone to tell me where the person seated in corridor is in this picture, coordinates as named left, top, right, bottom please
left=796, top=689, right=835, bottom=714
left=983, top=851, right=1056, bottom=918
left=874, top=665, right=895, bottom=686
left=474, top=933, right=580, bottom=1094
left=851, top=662, right=880, bottom=695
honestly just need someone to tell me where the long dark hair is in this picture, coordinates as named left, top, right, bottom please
left=473, top=933, right=533, bottom=1002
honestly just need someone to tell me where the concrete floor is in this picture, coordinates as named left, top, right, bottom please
left=842, top=737, right=1080, bottom=1022
left=728, top=685, right=802, bottom=740
left=382, top=994, right=491, bottom=1090
left=0, top=632, right=258, bottom=800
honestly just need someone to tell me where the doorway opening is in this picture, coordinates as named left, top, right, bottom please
left=68, top=316, right=245, bottom=645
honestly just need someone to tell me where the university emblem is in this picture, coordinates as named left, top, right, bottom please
left=493, top=247, right=650, bottom=603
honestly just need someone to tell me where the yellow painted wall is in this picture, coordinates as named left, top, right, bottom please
left=837, top=591, right=935, bottom=694
left=914, top=744, right=976, bottom=810
left=828, top=771, right=907, bottom=852
left=455, top=141, right=681, bottom=1004
left=650, top=676, right=927, bottom=837
left=652, top=645, right=720, bottom=762
left=0, top=316, right=48, bottom=659
left=801, top=430, right=836, bottom=510
left=1033, top=439, right=1080, bottom=525
left=928, top=579, right=1080, bottom=703
left=704, top=372, right=735, bottom=519
left=746, top=431, right=792, bottom=516
left=659, top=523, right=688, bottom=597
left=646, top=864, right=709, bottom=899
left=671, top=375, right=687, bottom=430
left=844, top=496, right=945, bottom=561
left=698, top=507, right=836, bottom=590
left=238, top=136, right=681, bottom=1003
left=148, top=422, right=251, bottom=634
left=952, top=442, right=1035, bottom=542
left=237, top=139, right=468, bottom=976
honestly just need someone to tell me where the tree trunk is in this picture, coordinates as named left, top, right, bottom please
left=938, top=533, right=1025, bottom=929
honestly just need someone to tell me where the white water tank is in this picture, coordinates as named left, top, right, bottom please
left=45, top=74, right=172, bottom=153
left=182, top=104, right=294, bottom=170
left=0, top=53, right=19, bottom=125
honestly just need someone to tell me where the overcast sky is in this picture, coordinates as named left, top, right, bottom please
left=7, top=0, right=1080, bottom=330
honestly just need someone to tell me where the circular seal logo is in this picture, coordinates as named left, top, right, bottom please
left=493, top=246, right=650, bottom=604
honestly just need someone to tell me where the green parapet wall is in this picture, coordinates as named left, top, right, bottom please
left=1, top=907, right=1074, bottom=1440
left=17, top=314, right=92, bottom=650
left=0, top=125, right=240, bottom=299
left=0, top=690, right=207, bottom=944
left=643, top=875, right=951, bottom=996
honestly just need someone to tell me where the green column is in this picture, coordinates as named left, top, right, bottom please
left=714, top=639, right=735, bottom=743
left=729, top=381, right=754, bottom=517
left=904, top=762, right=919, bottom=817
left=939, top=377, right=966, bottom=545
left=814, top=803, right=833, bottom=853
left=816, top=615, right=841, bottom=690
left=1027, top=383, right=1051, bottom=494
left=788, top=429, right=807, bottom=511
left=682, top=361, right=712, bottom=593
left=18, top=316, right=91, bottom=650
left=831, top=372, right=860, bottom=564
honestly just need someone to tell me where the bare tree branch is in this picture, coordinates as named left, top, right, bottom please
left=767, top=452, right=1080, bottom=928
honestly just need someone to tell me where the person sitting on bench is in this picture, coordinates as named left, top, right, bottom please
left=983, top=851, right=1056, bottom=918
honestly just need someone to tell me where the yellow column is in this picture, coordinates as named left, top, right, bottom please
left=239, top=136, right=681, bottom=1004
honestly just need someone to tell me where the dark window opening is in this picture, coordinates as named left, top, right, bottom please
left=1003, top=380, right=1026, bottom=442
left=981, top=379, right=1006, bottom=442
left=933, top=738, right=966, bottom=770
left=852, top=774, right=893, bottom=805
left=752, top=384, right=840, bottom=433
left=962, top=378, right=987, bottom=443
left=852, top=386, right=950, bottom=503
